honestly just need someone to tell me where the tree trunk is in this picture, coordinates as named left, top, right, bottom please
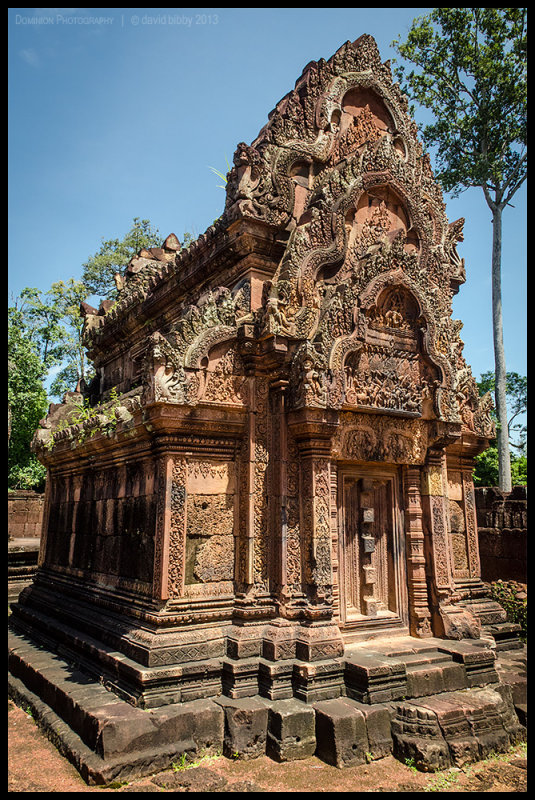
left=491, top=206, right=512, bottom=492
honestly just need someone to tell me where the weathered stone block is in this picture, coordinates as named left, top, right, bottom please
left=262, top=622, right=296, bottom=661
left=295, top=622, right=345, bottom=663
left=391, top=703, right=452, bottom=772
left=314, top=698, right=368, bottom=767
left=344, top=654, right=407, bottom=704
left=266, top=699, right=316, bottom=762
left=222, top=657, right=260, bottom=698
left=214, top=696, right=269, bottom=759
left=292, top=659, right=344, bottom=703
left=341, top=698, right=393, bottom=759
left=94, top=703, right=162, bottom=758
left=151, top=698, right=224, bottom=755
left=258, top=659, right=294, bottom=700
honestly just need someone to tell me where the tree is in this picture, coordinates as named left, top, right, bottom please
left=478, top=370, right=527, bottom=453
left=473, top=371, right=527, bottom=487
left=392, top=8, right=527, bottom=491
left=81, top=217, right=162, bottom=299
left=8, top=303, right=48, bottom=490
left=46, top=279, right=94, bottom=398
left=17, top=279, right=92, bottom=401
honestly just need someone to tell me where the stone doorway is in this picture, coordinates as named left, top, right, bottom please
left=338, top=466, right=409, bottom=640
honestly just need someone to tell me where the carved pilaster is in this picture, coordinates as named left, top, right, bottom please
left=299, top=454, right=333, bottom=611
left=422, top=449, right=456, bottom=597
left=268, top=379, right=306, bottom=616
left=403, top=466, right=432, bottom=637
left=288, top=409, right=338, bottom=612
left=153, top=455, right=187, bottom=601
left=153, top=455, right=170, bottom=601
left=233, top=370, right=274, bottom=629
left=462, top=470, right=481, bottom=579
left=422, top=448, right=480, bottom=640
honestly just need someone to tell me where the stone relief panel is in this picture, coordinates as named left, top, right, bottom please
left=448, top=498, right=469, bottom=576
left=286, top=430, right=303, bottom=595
left=344, top=346, right=425, bottom=415
left=168, top=457, right=187, bottom=598
left=196, top=342, right=248, bottom=406
left=333, top=412, right=428, bottom=465
left=183, top=460, right=236, bottom=592
left=346, top=185, right=419, bottom=258
left=446, top=470, right=469, bottom=578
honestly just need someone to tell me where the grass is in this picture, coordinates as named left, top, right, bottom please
left=422, top=742, right=527, bottom=792
left=171, top=748, right=223, bottom=772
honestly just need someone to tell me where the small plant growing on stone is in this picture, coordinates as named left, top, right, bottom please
left=172, top=753, right=189, bottom=771
left=404, top=756, right=418, bottom=773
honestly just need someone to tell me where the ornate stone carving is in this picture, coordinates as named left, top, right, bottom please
left=290, top=342, right=327, bottom=409
left=23, top=36, right=504, bottom=716
left=333, top=412, right=428, bottom=465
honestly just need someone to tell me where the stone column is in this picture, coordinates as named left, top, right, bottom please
left=403, top=465, right=432, bottom=637
left=421, top=448, right=480, bottom=640
left=228, top=368, right=275, bottom=660
left=288, top=408, right=344, bottom=663
left=152, top=454, right=186, bottom=602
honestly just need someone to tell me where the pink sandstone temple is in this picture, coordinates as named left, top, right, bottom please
left=9, top=36, right=524, bottom=783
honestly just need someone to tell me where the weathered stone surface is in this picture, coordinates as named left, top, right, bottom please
left=314, top=698, right=369, bottom=767
left=214, top=696, right=270, bottom=759
left=266, top=699, right=316, bottom=762
left=151, top=766, right=228, bottom=791
left=391, top=685, right=526, bottom=772
left=292, top=658, right=344, bottom=703
left=7, top=33, right=521, bottom=787
left=342, top=698, right=393, bottom=759
left=344, top=654, right=407, bottom=704
left=257, top=659, right=295, bottom=701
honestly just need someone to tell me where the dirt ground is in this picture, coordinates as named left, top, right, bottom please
left=8, top=697, right=527, bottom=793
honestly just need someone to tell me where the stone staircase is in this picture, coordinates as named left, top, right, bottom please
left=8, top=628, right=526, bottom=783
left=343, top=636, right=499, bottom=703
left=341, top=636, right=525, bottom=772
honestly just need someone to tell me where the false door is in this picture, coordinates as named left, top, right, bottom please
left=339, top=469, right=408, bottom=634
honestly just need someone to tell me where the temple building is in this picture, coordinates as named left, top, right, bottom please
left=9, top=36, right=523, bottom=781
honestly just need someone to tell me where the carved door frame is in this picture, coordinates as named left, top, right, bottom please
left=337, top=463, right=409, bottom=639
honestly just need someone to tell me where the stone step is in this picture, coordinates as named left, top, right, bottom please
left=8, top=626, right=527, bottom=783
left=8, top=629, right=225, bottom=785
left=391, top=684, right=526, bottom=772
left=343, top=638, right=499, bottom=703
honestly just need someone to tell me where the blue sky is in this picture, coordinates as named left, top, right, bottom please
left=8, top=7, right=526, bottom=388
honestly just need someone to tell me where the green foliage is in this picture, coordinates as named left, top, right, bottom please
left=473, top=371, right=527, bottom=487
left=8, top=217, right=193, bottom=487
left=81, top=217, right=162, bottom=299
left=392, top=8, right=527, bottom=201
left=17, top=279, right=94, bottom=401
left=209, top=157, right=231, bottom=189
left=473, top=446, right=526, bottom=487
left=45, top=387, right=124, bottom=448
left=478, top=370, right=527, bottom=452
left=490, top=580, right=527, bottom=641
left=393, top=9, right=527, bottom=492
left=8, top=304, right=48, bottom=490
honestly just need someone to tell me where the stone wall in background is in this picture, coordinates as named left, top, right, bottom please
left=8, top=490, right=44, bottom=541
left=475, top=486, right=527, bottom=584
left=8, top=490, right=44, bottom=605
